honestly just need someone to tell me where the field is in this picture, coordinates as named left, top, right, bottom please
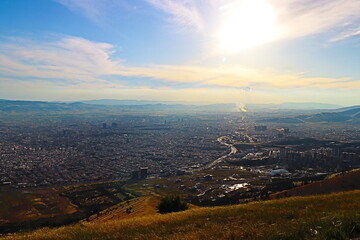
left=2, top=190, right=360, bottom=240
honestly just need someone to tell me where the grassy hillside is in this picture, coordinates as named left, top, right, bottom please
left=86, top=196, right=162, bottom=222
left=270, top=169, right=360, bottom=199
left=0, top=189, right=77, bottom=224
left=2, top=190, right=360, bottom=240
left=86, top=195, right=198, bottom=223
left=0, top=180, right=135, bottom=233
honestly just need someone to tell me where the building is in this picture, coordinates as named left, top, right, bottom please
left=140, top=167, right=148, bottom=179
left=254, top=125, right=267, bottom=131
left=131, top=170, right=139, bottom=179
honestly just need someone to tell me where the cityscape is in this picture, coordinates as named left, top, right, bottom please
left=1, top=0, right=360, bottom=238
left=1, top=102, right=359, bottom=200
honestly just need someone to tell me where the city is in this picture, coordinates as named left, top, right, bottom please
left=1, top=0, right=360, bottom=238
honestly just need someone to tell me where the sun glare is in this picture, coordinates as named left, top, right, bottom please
left=218, top=0, right=279, bottom=53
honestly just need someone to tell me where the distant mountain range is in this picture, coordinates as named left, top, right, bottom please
left=80, top=99, right=178, bottom=106
left=0, top=99, right=356, bottom=119
left=0, top=99, right=101, bottom=113
left=334, top=105, right=360, bottom=112
left=246, top=102, right=341, bottom=110
left=0, top=99, right=238, bottom=114
left=258, top=106, right=360, bottom=124
left=81, top=99, right=341, bottom=110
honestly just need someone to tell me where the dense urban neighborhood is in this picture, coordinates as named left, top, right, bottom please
left=1, top=102, right=359, bottom=192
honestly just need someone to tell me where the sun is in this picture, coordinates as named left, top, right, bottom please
left=218, top=0, right=279, bottom=53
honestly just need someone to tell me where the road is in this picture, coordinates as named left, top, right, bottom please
left=204, top=136, right=238, bottom=169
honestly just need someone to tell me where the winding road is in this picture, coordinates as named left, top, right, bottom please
left=204, top=136, right=238, bottom=169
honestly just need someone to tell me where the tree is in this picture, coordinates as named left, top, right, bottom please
left=156, top=195, right=188, bottom=214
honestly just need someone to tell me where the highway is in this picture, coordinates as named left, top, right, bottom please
left=204, top=136, right=238, bottom=169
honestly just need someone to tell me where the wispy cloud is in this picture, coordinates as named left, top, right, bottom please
left=211, top=0, right=360, bottom=45
left=1, top=36, right=358, bottom=91
left=274, top=0, right=360, bottom=41
left=331, top=27, right=360, bottom=42
left=0, top=36, right=124, bottom=84
left=54, top=0, right=360, bottom=43
left=54, top=0, right=204, bottom=32
left=54, top=0, right=106, bottom=24
left=144, top=0, right=203, bottom=31
left=129, top=64, right=358, bottom=90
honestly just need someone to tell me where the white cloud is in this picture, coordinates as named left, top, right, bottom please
left=54, top=0, right=204, bottom=32
left=274, top=0, right=360, bottom=41
left=331, top=27, right=360, bottom=42
left=54, top=0, right=360, bottom=43
left=1, top=36, right=358, bottom=91
left=0, top=36, right=124, bottom=83
left=144, top=0, right=203, bottom=31
left=209, top=0, right=360, bottom=47
left=128, top=64, right=359, bottom=90
left=54, top=0, right=106, bottom=24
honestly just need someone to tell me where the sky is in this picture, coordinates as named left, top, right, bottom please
left=0, top=0, right=359, bottom=105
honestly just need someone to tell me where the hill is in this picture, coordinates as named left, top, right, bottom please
left=0, top=99, right=237, bottom=114
left=0, top=99, right=347, bottom=116
left=259, top=106, right=360, bottom=123
left=335, top=105, right=360, bottom=112
left=2, top=191, right=360, bottom=240
left=0, top=100, right=103, bottom=114
left=270, top=169, right=360, bottom=199
left=81, top=100, right=342, bottom=110
left=247, top=102, right=341, bottom=110
left=85, top=195, right=198, bottom=223
left=85, top=195, right=162, bottom=223
left=80, top=99, right=176, bottom=105
left=0, top=180, right=136, bottom=233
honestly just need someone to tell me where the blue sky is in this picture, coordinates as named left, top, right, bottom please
left=0, top=0, right=359, bottom=105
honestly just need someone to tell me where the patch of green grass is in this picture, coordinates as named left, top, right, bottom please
left=2, top=191, right=360, bottom=240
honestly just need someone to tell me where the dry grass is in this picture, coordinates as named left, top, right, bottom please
left=2, top=190, right=360, bottom=240
left=87, top=195, right=198, bottom=223
left=86, top=195, right=162, bottom=222
left=270, top=169, right=360, bottom=199
left=0, top=189, right=77, bottom=224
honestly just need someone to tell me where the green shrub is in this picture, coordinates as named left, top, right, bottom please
left=156, top=195, right=188, bottom=214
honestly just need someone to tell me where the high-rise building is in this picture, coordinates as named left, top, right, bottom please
left=131, top=170, right=139, bottom=179
left=254, top=125, right=267, bottom=131
left=140, top=167, right=148, bottom=179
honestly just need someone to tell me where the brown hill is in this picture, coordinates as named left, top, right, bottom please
left=85, top=195, right=161, bottom=222
left=2, top=191, right=360, bottom=240
left=270, top=169, right=360, bottom=199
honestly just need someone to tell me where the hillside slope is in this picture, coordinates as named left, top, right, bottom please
left=2, top=191, right=360, bottom=240
left=270, top=169, right=360, bottom=199
left=258, top=107, right=360, bottom=123
left=85, top=196, right=162, bottom=223
left=0, top=180, right=135, bottom=233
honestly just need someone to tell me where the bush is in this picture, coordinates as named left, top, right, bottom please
left=156, top=195, right=188, bottom=214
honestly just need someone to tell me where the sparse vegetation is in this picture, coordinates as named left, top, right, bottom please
left=0, top=180, right=136, bottom=233
left=1, top=190, right=360, bottom=240
left=271, top=168, right=360, bottom=199
left=156, top=194, right=188, bottom=214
